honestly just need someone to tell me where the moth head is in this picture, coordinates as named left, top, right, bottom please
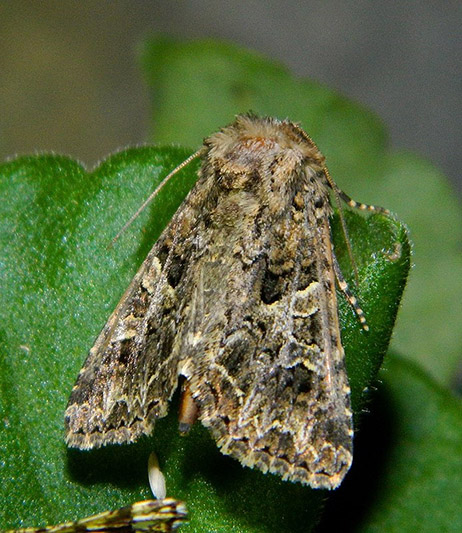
left=204, top=114, right=326, bottom=190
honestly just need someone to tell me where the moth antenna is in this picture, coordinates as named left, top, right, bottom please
left=323, top=166, right=359, bottom=286
left=110, top=149, right=203, bottom=246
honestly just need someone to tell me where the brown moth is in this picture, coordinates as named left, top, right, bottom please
left=65, top=115, right=388, bottom=489
left=6, top=498, right=187, bottom=533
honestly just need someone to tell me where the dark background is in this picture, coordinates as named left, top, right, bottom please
left=1, top=1, right=460, bottom=193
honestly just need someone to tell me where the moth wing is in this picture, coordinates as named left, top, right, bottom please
left=65, top=200, right=201, bottom=449
left=13, top=499, right=187, bottom=532
left=183, top=206, right=353, bottom=489
left=76, top=499, right=187, bottom=533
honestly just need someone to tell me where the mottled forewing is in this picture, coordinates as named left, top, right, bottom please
left=177, top=168, right=353, bottom=489
left=65, top=178, right=210, bottom=449
left=7, top=499, right=187, bottom=533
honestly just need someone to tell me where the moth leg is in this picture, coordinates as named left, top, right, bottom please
left=336, top=187, right=390, bottom=215
left=332, top=252, right=369, bottom=331
left=178, top=381, right=199, bottom=434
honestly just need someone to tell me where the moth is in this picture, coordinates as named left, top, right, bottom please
left=65, top=115, right=388, bottom=489
left=6, top=498, right=187, bottom=533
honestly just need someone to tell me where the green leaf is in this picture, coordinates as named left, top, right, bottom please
left=141, top=37, right=462, bottom=385
left=375, top=153, right=462, bottom=385
left=0, top=147, right=408, bottom=531
left=0, top=148, right=195, bottom=528
left=319, top=353, right=462, bottom=532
